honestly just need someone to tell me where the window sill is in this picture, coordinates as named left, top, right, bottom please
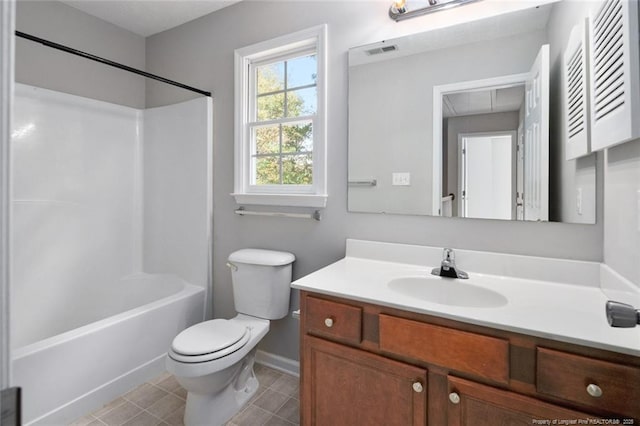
left=231, top=193, right=328, bottom=208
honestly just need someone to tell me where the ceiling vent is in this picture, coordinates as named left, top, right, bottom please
left=365, top=45, right=398, bottom=56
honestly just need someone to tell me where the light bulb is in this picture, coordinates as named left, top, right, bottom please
left=391, top=0, right=407, bottom=14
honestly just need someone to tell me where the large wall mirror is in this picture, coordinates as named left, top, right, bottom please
left=348, top=1, right=597, bottom=224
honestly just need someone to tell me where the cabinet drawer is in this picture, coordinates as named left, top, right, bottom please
left=305, top=296, right=362, bottom=344
left=536, top=347, right=640, bottom=418
left=379, top=314, right=509, bottom=384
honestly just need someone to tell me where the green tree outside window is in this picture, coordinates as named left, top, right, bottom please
left=252, top=55, right=316, bottom=185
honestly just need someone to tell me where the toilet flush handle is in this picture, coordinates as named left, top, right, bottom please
left=226, top=261, right=238, bottom=272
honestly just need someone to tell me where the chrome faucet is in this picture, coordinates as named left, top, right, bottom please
left=431, top=248, right=468, bottom=279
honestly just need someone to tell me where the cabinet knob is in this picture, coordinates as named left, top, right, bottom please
left=586, top=384, right=603, bottom=398
left=449, top=392, right=461, bottom=404
left=412, top=382, right=423, bottom=393
left=324, top=317, right=334, bottom=328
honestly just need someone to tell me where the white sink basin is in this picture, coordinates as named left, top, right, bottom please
left=387, top=276, right=508, bottom=308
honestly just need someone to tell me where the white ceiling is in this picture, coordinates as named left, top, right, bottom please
left=59, top=0, right=243, bottom=37
left=443, top=85, right=525, bottom=118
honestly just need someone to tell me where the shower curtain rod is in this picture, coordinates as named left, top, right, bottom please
left=15, top=31, right=212, bottom=97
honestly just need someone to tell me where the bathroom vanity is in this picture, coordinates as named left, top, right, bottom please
left=292, top=240, right=640, bottom=425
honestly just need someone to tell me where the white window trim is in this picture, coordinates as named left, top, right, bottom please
left=233, top=25, right=328, bottom=208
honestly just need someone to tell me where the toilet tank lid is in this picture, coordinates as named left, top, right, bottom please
left=228, top=249, right=295, bottom=266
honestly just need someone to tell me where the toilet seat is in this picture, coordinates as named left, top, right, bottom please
left=169, top=319, right=250, bottom=364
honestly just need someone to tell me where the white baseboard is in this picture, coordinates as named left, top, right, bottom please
left=29, top=355, right=166, bottom=425
left=255, top=350, right=299, bottom=377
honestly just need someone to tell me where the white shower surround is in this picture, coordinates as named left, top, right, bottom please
left=11, top=84, right=212, bottom=424
left=12, top=84, right=144, bottom=345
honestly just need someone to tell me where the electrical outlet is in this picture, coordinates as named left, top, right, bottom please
left=392, top=172, right=411, bottom=186
left=576, top=188, right=583, bottom=215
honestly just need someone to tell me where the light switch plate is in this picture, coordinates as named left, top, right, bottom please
left=392, top=172, right=411, bottom=186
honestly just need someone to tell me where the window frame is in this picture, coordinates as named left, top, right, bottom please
left=233, top=25, right=327, bottom=208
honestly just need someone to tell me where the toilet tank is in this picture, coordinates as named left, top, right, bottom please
left=228, top=249, right=295, bottom=320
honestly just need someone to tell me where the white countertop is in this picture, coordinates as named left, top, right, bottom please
left=291, top=240, right=640, bottom=357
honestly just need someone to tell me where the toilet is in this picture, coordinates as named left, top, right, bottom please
left=166, top=249, right=295, bottom=426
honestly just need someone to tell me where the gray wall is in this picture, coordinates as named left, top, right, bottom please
left=546, top=1, right=598, bottom=224
left=15, top=1, right=145, bottom=109
left=604, top=140, right=640, bottom=286
left=145, top=1, right=604, bottom=362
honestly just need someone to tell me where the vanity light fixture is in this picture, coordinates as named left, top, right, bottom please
left=389, top=0, right=478, bottom=22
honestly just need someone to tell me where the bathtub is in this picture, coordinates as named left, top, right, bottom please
left=12, top=273, right=205, bottom=425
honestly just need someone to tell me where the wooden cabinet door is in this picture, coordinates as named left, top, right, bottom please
left=447, top=376, right=598, bottom=426
left=302, top=335, right=427, bottom=426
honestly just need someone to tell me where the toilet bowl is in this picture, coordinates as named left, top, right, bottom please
left=166, top=249, right=295, bottom=426
left=166, top=315, right=269, bottom=425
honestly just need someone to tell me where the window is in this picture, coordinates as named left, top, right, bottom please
left=233, top=25, right=327, bottom=208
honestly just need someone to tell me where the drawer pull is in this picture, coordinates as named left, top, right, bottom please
left=324, top=317, right=334, bottom=328
left=586, top=384, right=603, bottom=398
left=449, top=392, right=461, bottom=404
left=412, top=382, right=424, bottom=393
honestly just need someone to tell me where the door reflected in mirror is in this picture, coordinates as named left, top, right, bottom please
left=348, top=1, right=597, bottom=224
left=456, top=131, right=517, bottom=220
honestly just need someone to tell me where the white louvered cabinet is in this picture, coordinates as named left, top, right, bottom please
left=564, top=19, right=590, bottom=160
left=589, top=0, right=640, bottom=151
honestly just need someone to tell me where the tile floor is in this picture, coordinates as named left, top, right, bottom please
left=70, top=365, right=299, bottom=426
